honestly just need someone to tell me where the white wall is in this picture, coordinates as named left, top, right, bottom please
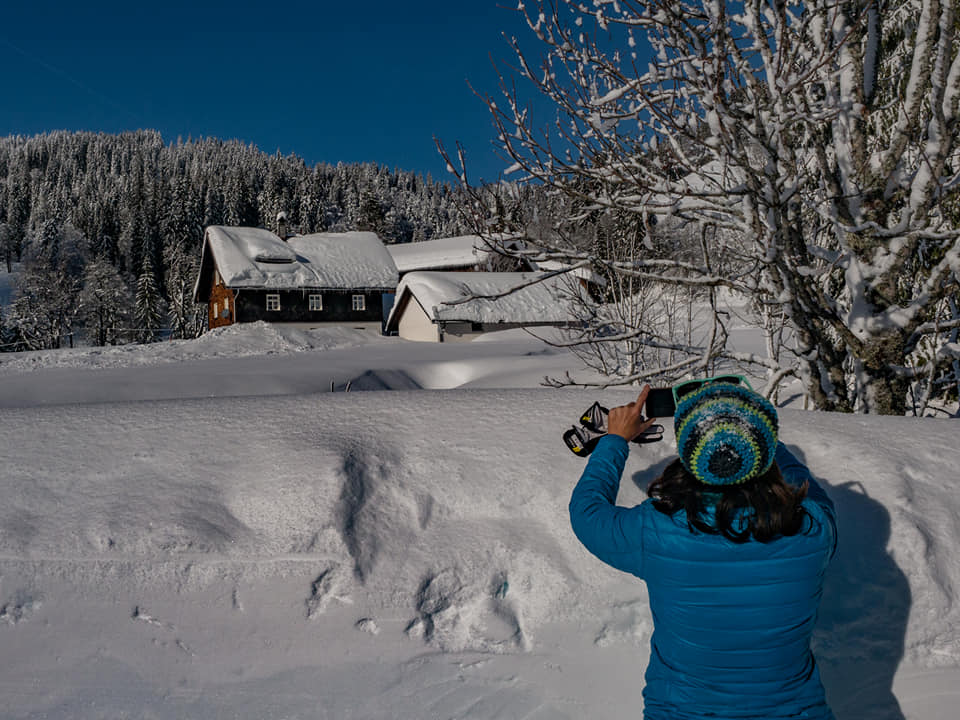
left=397, top=298, right=441, bottom=342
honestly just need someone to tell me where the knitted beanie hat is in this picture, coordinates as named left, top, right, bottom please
left=673, top=382, right=779, bottom=486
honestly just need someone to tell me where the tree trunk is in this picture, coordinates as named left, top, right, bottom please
left=859, top=330, right=910, bottom=415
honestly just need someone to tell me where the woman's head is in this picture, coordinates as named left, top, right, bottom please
left=652, top=378, right=805, bottom=542
left=673, top=381, right=779, bottom=486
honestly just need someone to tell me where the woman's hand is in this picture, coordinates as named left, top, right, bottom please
left=608, top=385, right=658, bottom=442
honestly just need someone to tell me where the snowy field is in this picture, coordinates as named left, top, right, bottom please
left=1, top=322, right=959, bottom=719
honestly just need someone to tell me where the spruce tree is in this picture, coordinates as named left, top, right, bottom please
left=134, top=254, right=165, bottom=343
left=163, top=238, right=203, bottom=339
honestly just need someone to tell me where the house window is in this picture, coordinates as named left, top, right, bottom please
left=309, top=294, right=323, bottom=311
left=266, top=294, right=281, bottom=311
left=213, top=301, right=219, bottom=316
left=352, top=294, right=366, bottom=311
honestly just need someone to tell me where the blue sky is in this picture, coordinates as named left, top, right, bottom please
left=0, top=1, right=536, bottom=183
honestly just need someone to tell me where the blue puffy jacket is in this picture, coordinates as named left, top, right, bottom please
left=570, top=435, right=837, bottom=720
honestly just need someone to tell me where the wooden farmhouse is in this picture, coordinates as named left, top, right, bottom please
left=384, top=271, right=582, bottom=342
left=193, top=226, right=399, bottom=331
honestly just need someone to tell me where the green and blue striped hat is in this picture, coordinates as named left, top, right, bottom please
left=674, top=383, right=779, bottom=486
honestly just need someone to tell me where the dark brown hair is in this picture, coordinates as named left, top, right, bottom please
left=647, top=458, right=809, bottom=543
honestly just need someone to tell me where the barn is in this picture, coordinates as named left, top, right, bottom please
left=193, top=226, right=398, bottom=331
left=384, top=271, right=581, bottom=342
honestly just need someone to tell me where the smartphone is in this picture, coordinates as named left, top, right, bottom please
left=644, top=387, right=675, bottom=418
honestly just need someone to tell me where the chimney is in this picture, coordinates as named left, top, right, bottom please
left=276, top=211, right=289, bottom=241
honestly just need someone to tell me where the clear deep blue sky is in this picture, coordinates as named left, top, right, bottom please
left=0, top=0, right=535, bottom=183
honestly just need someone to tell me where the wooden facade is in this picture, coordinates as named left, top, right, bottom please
left=208, top=271, right=235, bottom=329
left=230, top=288, right=386, bottom=325
left=201, top=265, right=390, bottom=330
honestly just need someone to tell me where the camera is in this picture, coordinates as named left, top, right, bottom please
left=644, top=387, right=676, bottom=418
left=563, top=400, right=665, bottom=457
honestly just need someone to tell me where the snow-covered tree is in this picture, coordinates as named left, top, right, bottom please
left=163, top=238, right=204, bottom=340
left=356, top=187, right=386, bottom=235
left=10, top=262, right=75, bottom=350
left=0, top=223, right=13, bottom=273
left=445, top=0, right=960, bottom=415
left=79, top=259, right=132, bottom=347
left=162, top=180, right=205, bottom=340
left=7, top=222, right=86, bottom=350
left=0, top=303, right=18, bottom=352
left=134, top=254, right=166, bottom=342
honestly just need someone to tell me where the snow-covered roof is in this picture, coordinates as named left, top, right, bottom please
left=386, top=271, right=580, bottom=329
left=530, top=260, right=606, bottom=287
left=286, top=233, right=398, bottom=289
left=194, top=226, right=398, bottom=300
left=386, top=235, right=504, bottom=273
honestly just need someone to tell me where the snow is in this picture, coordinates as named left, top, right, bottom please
left=1, top=322, right=959, bottom=718
left=386, top=234, right=501, bottom=273
left=0, top=321, right=390, bottom=377
left=387, top=271, right=580, bottom=326
left=200, top=226, right=398, bottom=292
left=286, top=232, right=398, bottom=289
left=0, top=325, right=597, bottom=405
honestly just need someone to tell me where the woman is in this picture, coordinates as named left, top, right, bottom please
left=569, top=381, right=837, bottom=719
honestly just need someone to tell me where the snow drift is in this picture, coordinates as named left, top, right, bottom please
left=0, top=328, right=958, bottom=718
